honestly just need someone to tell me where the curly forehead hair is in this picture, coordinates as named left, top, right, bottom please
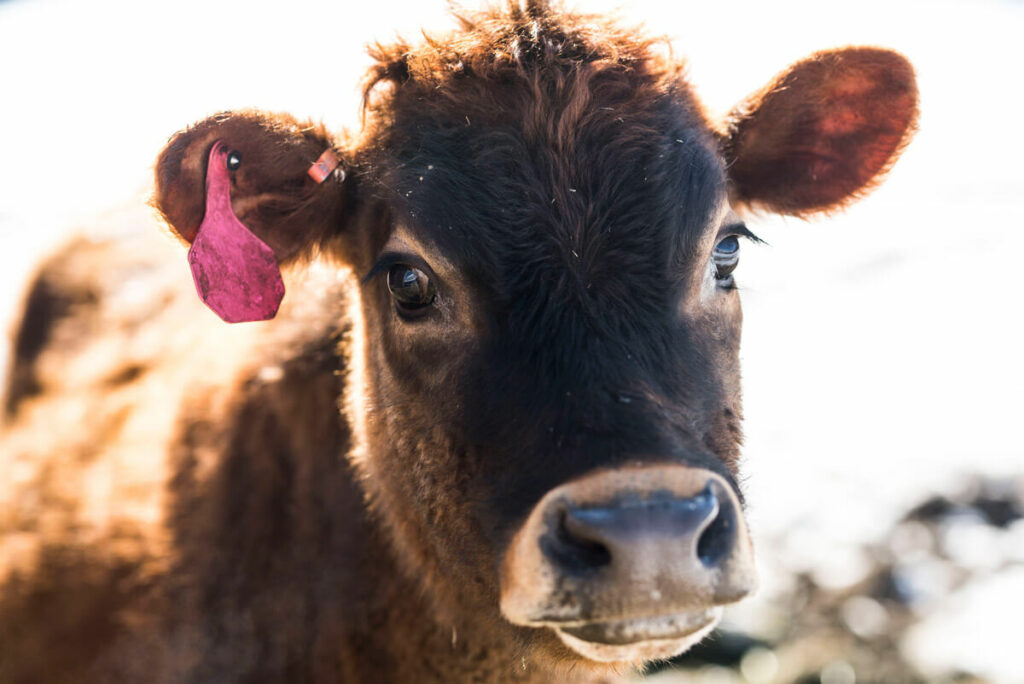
left=360, top=0, right=705, bottom=136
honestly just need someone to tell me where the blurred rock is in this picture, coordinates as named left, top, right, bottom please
left=840, top=596, right=888, bottom=639
left=740, top=647, right=779, bottom=684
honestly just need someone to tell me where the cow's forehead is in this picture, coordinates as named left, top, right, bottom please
left=373, top=77, right=728, bottom=308
left=357, top=3, right=733, bottom=303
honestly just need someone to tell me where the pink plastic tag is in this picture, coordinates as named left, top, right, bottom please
left=308, top=148, right=341, bottom=184
left=187, top=141, right=285, bottom=323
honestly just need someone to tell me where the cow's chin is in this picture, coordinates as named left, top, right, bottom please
left=552, top=608, right=721, bottom=664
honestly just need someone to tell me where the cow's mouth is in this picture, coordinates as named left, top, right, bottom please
left=550, top=607, right=721, bottom=663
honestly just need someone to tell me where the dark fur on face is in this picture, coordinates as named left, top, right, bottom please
left=345, top=2, right=745, bottom=667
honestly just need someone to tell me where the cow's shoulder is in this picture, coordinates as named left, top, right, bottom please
left=0, top=216, right=356, bottom=682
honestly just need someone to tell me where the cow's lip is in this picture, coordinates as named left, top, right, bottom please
left=548, top=608, right=722, bottom=663
left=556, top=608, right=718, bottom=645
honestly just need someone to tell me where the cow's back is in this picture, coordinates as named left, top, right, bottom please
left=0, top=213, right=360, bottom=682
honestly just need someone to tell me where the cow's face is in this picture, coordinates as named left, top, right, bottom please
left=154, top=4, right=916, bottom=672
left=347, top=54, right=755, bottom=665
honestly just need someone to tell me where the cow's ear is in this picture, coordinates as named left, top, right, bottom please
left=721, top=47, right=918, bottom=216
left=155, top=110, right=349, bottom=262
left=154, top=110, right=351, bottom=322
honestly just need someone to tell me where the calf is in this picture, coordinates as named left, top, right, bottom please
left=0, top=1, right=917, bottom=682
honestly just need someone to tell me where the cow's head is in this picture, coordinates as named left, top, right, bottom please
left=154, top=2, right=916, bottom=673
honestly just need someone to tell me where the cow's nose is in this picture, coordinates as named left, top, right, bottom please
left=500, top=465, right=756, bottom=662
left=544, top=483, right=735, bottom=577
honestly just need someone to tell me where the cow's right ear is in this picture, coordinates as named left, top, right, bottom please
left=154, top=110, right=351, bottom=322
left=155, top=110, right=349, bottom=263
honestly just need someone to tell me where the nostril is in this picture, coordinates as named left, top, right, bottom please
left=696, top=486, right=737, bottom=568
left=541, top=508, right=612, bottom=574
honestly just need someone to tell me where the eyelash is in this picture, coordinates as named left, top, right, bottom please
left=713, top=227, right=762, bottom=289
left=363, top=252, right=427, bottom=283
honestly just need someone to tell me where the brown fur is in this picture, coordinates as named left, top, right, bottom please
left=0, top=230, right=587, bottom=683
left=0, top=2, right=917, bottom=682
left=722, top=47, right=919, bottom=216
left=153, top=111, right=352, bottom=264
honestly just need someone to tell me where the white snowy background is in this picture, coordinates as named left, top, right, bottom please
left=1, top=0, right=1022, bottom=680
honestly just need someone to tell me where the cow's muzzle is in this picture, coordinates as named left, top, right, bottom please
left=500, top=464, right=756, bottom=663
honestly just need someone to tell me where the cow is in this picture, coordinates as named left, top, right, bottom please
left=0, top=1, right=917, bottom=682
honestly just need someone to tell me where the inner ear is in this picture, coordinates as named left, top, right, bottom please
left=722, top=47, right=918, bottom=216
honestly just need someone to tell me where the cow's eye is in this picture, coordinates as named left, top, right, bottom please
left=713, top=236, right=740, bottom=283
left=226, top=150, right=242, bottom=171
left=387, top=264, right=436, bottom=314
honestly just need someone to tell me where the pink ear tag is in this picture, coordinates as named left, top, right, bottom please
left=187, top=141, right=285, bottom=323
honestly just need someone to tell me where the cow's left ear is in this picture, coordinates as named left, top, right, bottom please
left=721, top=47, right=918, bottom=216
left=154, top=110, right=352, bottom=322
